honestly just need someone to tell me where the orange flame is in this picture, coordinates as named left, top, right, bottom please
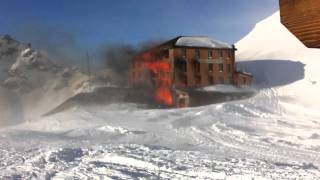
left=155, top=87, right=173, bottom=106
left=141, top=52, right=174, bottom=106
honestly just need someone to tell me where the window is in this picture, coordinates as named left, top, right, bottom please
left=208, top=50, right=212, bottom=59
left=209, top=64, right=213, bottom=72
left=219, top=64, right=224, bottom=72
left=195, top=61, right=200, bottom=73
left=195, top=49, right=200, bottom=59
left=219, top=50, right=223, bottom=58
left=181, top=48, right=186, bottom=57
left=227, top=64, right=231, bottom=73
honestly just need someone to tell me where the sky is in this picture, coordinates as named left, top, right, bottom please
left=0, top=0, right=279, bottom=56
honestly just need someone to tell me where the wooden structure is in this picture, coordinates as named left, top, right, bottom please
left=280, top=0, right=320, bottom=48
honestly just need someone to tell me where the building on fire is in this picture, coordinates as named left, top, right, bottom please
left=129, top=36, right=252, bottom=107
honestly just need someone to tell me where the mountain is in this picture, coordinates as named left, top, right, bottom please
left=0, top=35, right=89, bottom=125
left=236, top=11, right=320, bottom=110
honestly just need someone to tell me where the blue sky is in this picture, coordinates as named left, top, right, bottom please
left=0, top=0, right=278, bottom=52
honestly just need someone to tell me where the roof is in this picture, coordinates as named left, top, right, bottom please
left=173, top=36, right=233, bottom=49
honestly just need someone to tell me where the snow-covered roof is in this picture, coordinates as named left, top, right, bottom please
left=174, top=36, right=232, bottom=49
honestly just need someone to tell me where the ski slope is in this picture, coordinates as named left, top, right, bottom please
left=1, top=12, right=320, bottom=179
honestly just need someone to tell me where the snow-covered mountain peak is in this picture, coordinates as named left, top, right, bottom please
left=237, top=11, right=306, bottom=61
left=236, top=11, right=320, bottom=110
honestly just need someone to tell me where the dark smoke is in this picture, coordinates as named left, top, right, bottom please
left=18, top=22, right=82, bottom=67
left=104, top=44, right=137, bottom=76
left=102, top=40, right=163, bottom=86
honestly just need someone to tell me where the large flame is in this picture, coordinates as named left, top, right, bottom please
left=141, top=52, right=174, bottom=106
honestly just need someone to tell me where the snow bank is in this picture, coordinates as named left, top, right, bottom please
left=198, top=85, right=255, bottom=93
left=236, top=11, right=320, bottom=110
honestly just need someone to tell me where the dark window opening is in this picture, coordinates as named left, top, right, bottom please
left=194, top=61, right=200, bottom=73
left=208, top=50, right=212, bottom=59
left=219, top=64, right=224, bottom=72
left=195, top=49, right=200, bottom=59
left=209, top=64, right=213, bottom=72
left=219, top=50, right=223, bottom=58
left=175, top=61, right=187, bottom=73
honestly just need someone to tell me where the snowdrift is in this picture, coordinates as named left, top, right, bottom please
left=236, top=11, right=320, bottom=110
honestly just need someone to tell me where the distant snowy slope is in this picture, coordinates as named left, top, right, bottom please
left=236, top=11, right=320, bottom=110
left=0, top=35, right=89, bottom=125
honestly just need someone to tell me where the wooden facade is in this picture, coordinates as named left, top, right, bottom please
left=280, top=0, right=320, bottom=48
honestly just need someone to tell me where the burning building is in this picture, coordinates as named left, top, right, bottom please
left=129, top=36, right=252, bottom=107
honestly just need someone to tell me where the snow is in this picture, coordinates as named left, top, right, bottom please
left=199, top=85, right=255, bottom=93
left=236, top=11, right=320, bottom=110
left=175, top=36, right=232, bottom=49
left=1, top=11, right=320, bottom=179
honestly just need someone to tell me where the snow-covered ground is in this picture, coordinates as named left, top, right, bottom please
left=1, top=11, right=320, bottom=179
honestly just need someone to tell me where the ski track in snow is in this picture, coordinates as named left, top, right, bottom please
left=1, top=11, right=320, bottom=179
